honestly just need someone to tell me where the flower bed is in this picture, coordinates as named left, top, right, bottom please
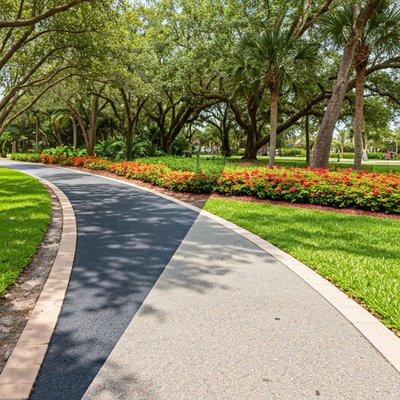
left=8, top=154, right=400, bottom=213
left=215, top=167, right=400, bottom=213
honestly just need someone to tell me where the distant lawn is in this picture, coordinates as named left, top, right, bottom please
left=227, top=156, right=400, bottom=173
left=204, top=198, right=400, bottom=333
left=137, top=155, right=227, bottom=175
left=0, top=168, right=51, bottom=296
left=138, top=155, right=400, bottom=174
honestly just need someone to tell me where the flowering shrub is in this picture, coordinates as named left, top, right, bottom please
left=40, top=153, right=76, bottom=165
left=28, top=154, right=400, bottom=213
left=215, top=167, right=400, bottom=213
left=160, top=171, right=216, bottom=193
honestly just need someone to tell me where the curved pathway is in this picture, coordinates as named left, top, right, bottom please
left=1, top=160, right=400, bottom=400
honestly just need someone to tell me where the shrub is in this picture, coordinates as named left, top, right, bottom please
left=160, top=171, right=217, bottom=193
left=172, top=134, right=191, bottom=156
left=215, top=167, right=400, bottom=214
left=280, top=148, right=306, bottom=157
left=8, top=153, right=41, bottom=162
left=95, top=138, right=125, bottom=160
left=42, top=146, right=87, bottom=157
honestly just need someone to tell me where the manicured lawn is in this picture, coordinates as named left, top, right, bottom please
left=228, top=156, right=400, bottom=173
left=138, top=155, right=400, bottom=174
left=137, top=156, right=227, bottom=175
left=204, top=198, right=400, bottom=333
left=0, top=168, right=51, bottom=296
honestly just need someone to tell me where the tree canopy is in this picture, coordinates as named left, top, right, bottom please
left=1, top=0, right=399, bottom=167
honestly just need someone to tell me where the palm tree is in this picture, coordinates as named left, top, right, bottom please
left=228, top=28, right=317, bottom=165
left=321, top=0, right=400, bottom=170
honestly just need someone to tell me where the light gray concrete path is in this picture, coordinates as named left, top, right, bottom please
left=83, top=215, right=400, bottom=400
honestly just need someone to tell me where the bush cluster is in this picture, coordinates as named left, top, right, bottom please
left=215, top=168, right=400, bottom=213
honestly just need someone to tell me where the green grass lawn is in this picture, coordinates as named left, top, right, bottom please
left=137, top=155, right=227, bottom=175
left=228, top=156, right=400, bottom=173
left=0, top=168, right=51, bottom=296
left=204, top=198, right=400, bottom=333
left=137, top=155, right=400, bottom=174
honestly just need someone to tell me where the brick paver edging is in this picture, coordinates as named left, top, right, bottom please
left=0, top=176, right=76, bottom=400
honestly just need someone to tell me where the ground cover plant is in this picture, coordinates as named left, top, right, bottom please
left=0, top=168, right=51, bottom=296
left=204, top=198, right=400, bottom=333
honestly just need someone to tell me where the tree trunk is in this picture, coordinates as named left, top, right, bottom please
left=221, top=127, right=231, bottom=157
left=11, top=140, right=18, bottom=153
left=363, top=133, right=369, bottom=159
left=35, top=116, right=40, bottom=151
left=268, top=88, right=279, bottom=166
left=161, top=134, right=172, bottom=154
left=242, top=126, right=257, bottom=160
left=53, top=130, right=63, bottom=146
left=305, top=114, right=310, bottom=165
left=311, top=0, right=380, bottom=168
left=71, top=117, right=77, bottom=150
left=125, top=120, right=137, bottom=160
left=353, top=66, right=366, bottom=170
left=86, top=95, right=99, bottom=156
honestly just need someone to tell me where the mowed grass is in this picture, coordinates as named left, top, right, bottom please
left=204, top=198, right=400, bottom=333
left=137, top=155, right=227, bottom=175
left=0, top=168, right=51, bottom=296
left=137, top=155, right=400, bottom=174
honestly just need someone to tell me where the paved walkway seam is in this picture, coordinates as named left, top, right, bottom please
left=0, top=176, right=77, bottom=400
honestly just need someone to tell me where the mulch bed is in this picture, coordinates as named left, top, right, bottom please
left=0, top=186, right=62, bottom=372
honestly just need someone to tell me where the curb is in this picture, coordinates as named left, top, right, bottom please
left=45, top=164, right=400, bottom=375
left=0, top=175, right=77, bottom=400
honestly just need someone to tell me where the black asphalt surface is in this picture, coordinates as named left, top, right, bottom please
left=2, top=162, right=198, bottom=400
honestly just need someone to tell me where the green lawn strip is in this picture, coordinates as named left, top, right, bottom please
left=204, top=198, right=400, bottom=333
left=0, top=167, right=51, bottom=296
left=137, top=155, right=226, bottom=175
left=227, top=156, right=400, bottom=173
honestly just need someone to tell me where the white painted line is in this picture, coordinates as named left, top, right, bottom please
left=0, top=174, right=77, bottom=400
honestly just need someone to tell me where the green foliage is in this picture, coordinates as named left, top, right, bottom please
left=95, top=138, right=126, bottom=160
left=172, top=135, right=191, bottom=156
left=0, top=168, right=51, bottom=295
left=280, top=148, right=306, bottom=157
left=136, top=156, right=226, bottom=175
left=42, top=146, right=87, bottom=157
left=204, top=198, right=400, bottom=332
left=8, top=153, right=41, bottom=162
